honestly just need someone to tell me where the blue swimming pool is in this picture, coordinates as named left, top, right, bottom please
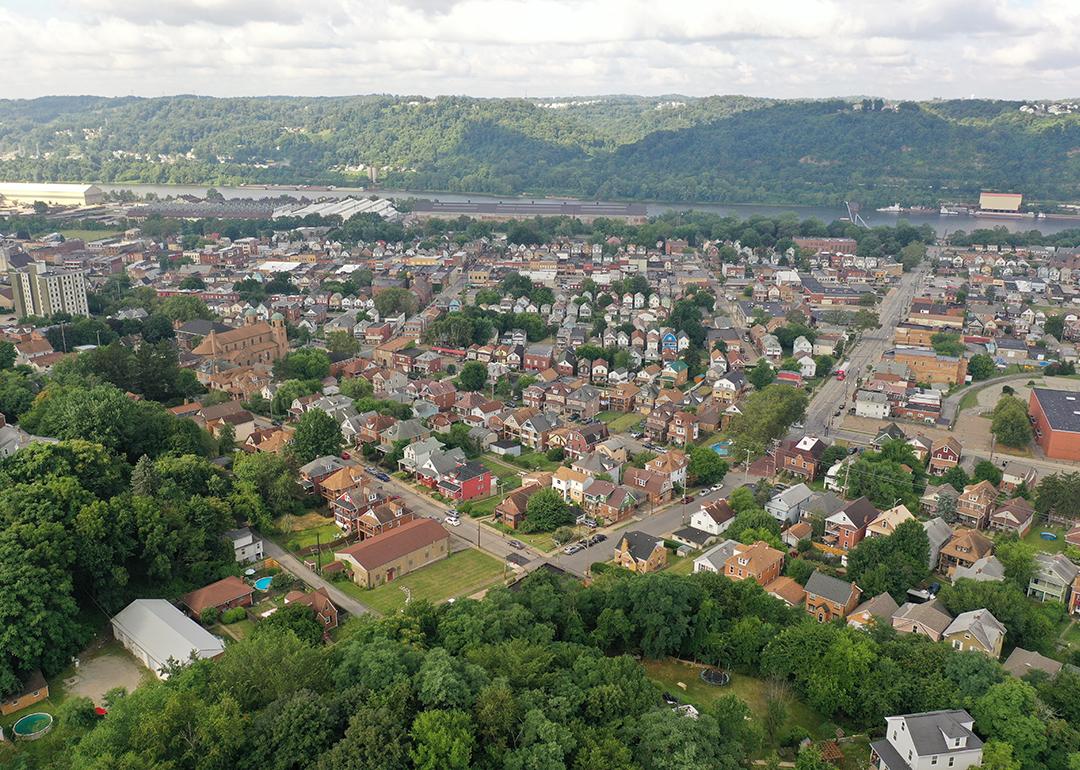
left=254, top=576, right=273, bottom=591
left=1041, top=532, right=1058, bottom=541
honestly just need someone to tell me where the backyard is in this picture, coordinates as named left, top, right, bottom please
left=642, top=658, right=831, bottom=747
left=598, top=411, right=644, bottom=433
left=1023, top=526, right=1070, bottom=555
left=336, top=549, right=507, bottom=614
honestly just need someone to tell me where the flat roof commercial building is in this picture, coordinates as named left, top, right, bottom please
left=409, top=199, right=648, bottom=224
left=111, top=599, right=225, bottom=680
left=1029, top=387, right=1080, bottom=461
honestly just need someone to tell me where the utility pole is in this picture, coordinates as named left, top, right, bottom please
left=743, top=448, right=751, bottom=485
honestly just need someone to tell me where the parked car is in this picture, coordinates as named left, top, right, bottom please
left=563, top=543, right=583, bottom=555
left=341, top=451, right=351, bottom=460
left=508, top=539, right=525, bottom=550
left=445, top=514, right=461, bottom=527
left=374, top=471, right=390, bottom=482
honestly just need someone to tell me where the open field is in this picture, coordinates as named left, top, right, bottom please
left=286, top=522, right=342, bottom=551
left=58, top=229, right=121, bottom=242
left=485, top=520, right=558, bottom=552
left=642, top=658, right=831, bottom=746
left=481, top=454, right=528, bottom=480
left=337, top=549, right=506, bottom=614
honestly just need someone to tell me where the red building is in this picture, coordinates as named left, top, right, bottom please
left=1030, top=387, right=1080, bottom=461
left=436, top=460, right=494, bottom=501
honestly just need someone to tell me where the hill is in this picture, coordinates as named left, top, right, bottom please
left=1, top=94, right=1078, bottom=206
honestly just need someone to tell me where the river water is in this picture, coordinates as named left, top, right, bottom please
left=96, top=183, right=1080, bottom=237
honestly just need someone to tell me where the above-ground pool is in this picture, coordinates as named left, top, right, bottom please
left=1041, top=532, right=1058, bottom=541
left=253, top=576, right=273, bottom=591
left=12, top=712, right=53, bottom=740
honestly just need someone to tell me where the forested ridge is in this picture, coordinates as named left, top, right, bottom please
left=2, top=94, right=1080, bottom=206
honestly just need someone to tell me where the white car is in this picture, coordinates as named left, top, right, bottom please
left=445, top=514, right=461, bottom=527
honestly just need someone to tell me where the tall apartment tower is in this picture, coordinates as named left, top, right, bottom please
left=9, top=262, right=89, bottom=318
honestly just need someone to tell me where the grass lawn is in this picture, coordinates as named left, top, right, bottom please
left=1059, top=620, right=1080, bottom=653
left=340, top=549, right=507, bottom=614
left=481, top=454, right=527, bottom=480
left=484, top=520, right=558, bottom=552
left=1024, top=526, right=1069, bottom=554
left=598, top=411, right=644, bottom=433
left=283, top=510, right=334, bottom=531
left=58, top=229, right=121, bottom=242
left=468, top=495, right=502, bottom=516
left=642, top=659, right=830, bottom=747
left=507, top=451, right=561, bottom=472
left=285, top=522, right=343, bottom=551
left=215, top=618, right=256, bottom=642
left=665, top=553, right=697, bottom=575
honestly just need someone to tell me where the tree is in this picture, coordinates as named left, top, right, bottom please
left=729, top=384, right=809, bottom=459
left=521, top=488, right=575, bottom=533
left=339, top=376, right=373, bottom=400
left=291, top=409, right=343, bottom=464
left=930, top=332, right=964, bottom=357
left=846, top=519, right=929, bottom=601
left=853, top=309, right=880, bottom=330
left=0, top=369, right=38, bottom=418
left=374, top=287, right=417, bottom=318
left=253, top=603, right=323, bottom=646
left=941, top=465, right=971, bottom=493
left=161, top=295, right=213, bottom=322
left=1045, top=315, right=1065, bottom=341
left=972, top=679, right=1047, bottom=767
left=968, top=354, right=996, bottom=381
left=272, top=379, right=318, bottom=417
left=899, top=241, right=926, bottom=271
left=131, top=454, right=160, bottom=497
left=410, top=709, right=475, bottom=770
left=179, top=274, right=205, bottom=290
left=326, top=330, right=360, bottom=357
left=457, top=361, right=488, bottom=392
left=973, top=460, right=1003, bottom=486
left=688, top=446, right=729, bottom=487
left=274, top=349, right=331, bottom=381
left=748, top=359, right=776, bottom=390
left=0, top=341, right=15, bottom=370
left=217, top=422, right=235, bottom=455
left=991, top=395, right=1032, bottom=448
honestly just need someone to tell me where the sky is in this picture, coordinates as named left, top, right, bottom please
left=2, top=0, right=1079, bottom=100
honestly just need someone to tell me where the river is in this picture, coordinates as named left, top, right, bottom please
left=96, top=183, right=1080, bottom=237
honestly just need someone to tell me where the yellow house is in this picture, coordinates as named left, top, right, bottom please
left=942, top=609, right=1006, bottom=659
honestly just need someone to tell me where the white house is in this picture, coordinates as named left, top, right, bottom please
left=765, top=483, right=815, bottom=524
left=871, top=710, right=983, bottom=770
left=690, top=498, right=735, bottom=536
left=855, top=390, right=891, bottom=420
left=224, top=527, right=264, bottom=564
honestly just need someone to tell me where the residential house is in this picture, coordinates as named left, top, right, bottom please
left=1000, top=463, right=1037, bottom=494
left=805, top=570, right=862, bottom=622
left=622, top=466, right=674, bottom=504
left=284, top=587, right=339, bottom=630
left=645, top=449, right=689, bottom=489
left=223, top=527, right=264, bottom=564
left=955, top=480, right=998, bottom=530
left=920, top=514, right=954, bottom=565
left=848, top=593, right=900, bottom=631
left=825, top=497, right=879, bottom=551
left=1003, top=648, right=1063, bottom=679
left=866, top=505, right=915, bottom=539
left=939, top=529, right=994, bottom=575
left=952, top=555, right=1006, bottom=583
left=855, top=390, right=891, bottom=420
left=765, top=483, right=815, bottom=524
left=870, top=710, right=983, bottom=770
left=724, top=540, right=785, bottom=586
left=435, top=460, right=495, bottom=501
left=614, top=531, right=667, bottom=573
left=943, top=609, right=1006, bottom=658
left=1, top=670, right=49, bottom=717
left=693, top=538, right=742, bottom=574
left=552, top=466, right=589, bottom=504
left=921, top=484, right=959, bottom=517
left=891, top=599, right=954, bottom=641
left=355, top=499, right=416, bottom=540
left=334, top=519, right=450, bottom=588
left=494, top=484, right=543, bottom=529
left=181, top=576, right=254, bottom=618
left=766, top=576, right=807, bottom=607
left=929, top=438, right=963, bottom=476
left=298, top=455, right=347, bottom=495
left=783, top=520, right=814, bottom=548
left=775, top=436, right=827, bottom=481
left=988, top=498, right=1035, bottom=537
left=1028, top=552, right=1079, bottom=603
left=691, top=498, right=735, bottom=536
left=582, top=481, right=640, bottom=524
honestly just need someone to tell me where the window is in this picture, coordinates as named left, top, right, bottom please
left=948, top=759, right=954, bottom=767
left=932, top=758, right=938, bottom=766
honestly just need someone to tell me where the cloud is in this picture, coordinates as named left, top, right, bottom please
left=1, top=0, right=1078, bottom=99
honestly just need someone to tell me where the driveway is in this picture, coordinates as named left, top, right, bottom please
left=65, top=645, right=147, bottom=705
left=263, top=539, right=373, bottom=616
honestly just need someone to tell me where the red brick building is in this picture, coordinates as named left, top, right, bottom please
left=1030, top=387, right=1080, bottom=461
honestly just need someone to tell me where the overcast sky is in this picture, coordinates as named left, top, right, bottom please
left=3, top=0, right=1078, bottom=100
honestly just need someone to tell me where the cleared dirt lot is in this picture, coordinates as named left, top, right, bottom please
left=64, top=644, right=148, bottom=705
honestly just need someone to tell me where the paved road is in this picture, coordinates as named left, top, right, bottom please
left=802, top=265, right=929, bottom=438
left=551, top=473, right=762, bottom=576
left=262, top=539, right=373, bottom=616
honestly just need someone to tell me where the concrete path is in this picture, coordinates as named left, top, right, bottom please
left=262, top=539, right=373, bottom=617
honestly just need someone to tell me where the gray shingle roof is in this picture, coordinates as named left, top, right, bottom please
left=805, top=570, right=856, bottom=605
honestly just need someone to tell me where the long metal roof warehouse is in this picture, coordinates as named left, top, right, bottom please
left=0, top=182, right=104, bottom=206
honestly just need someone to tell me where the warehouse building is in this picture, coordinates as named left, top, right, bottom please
left=978, top=191, right=1023, bottom=214
left=0, top=182, right=105, bottom=207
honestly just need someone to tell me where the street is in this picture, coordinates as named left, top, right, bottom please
left=800, top=264, right=928, bottom=438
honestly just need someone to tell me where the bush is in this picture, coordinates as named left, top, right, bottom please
left=221, top=607, right=248, bottom=624
left=782, top=726, right=812, bottom=748
left=590, top=562, right=613, bottom=574
left=552, top=526, right=576, bottom=545
left=546, top=447, right=565, bottom=461
left=200, top=606, right=221, bottom=625
left=663, top=539, right=684, bottom=552
left=272, top=572, right=298, bottom=592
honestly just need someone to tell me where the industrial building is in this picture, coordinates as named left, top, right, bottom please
left=9, top=261, right=90, bottom=318
left=978, top=191, right=1023, bottom=214
left=272, top=196, right=401, bottom=222
left=0, top=182, right=105, bottom=207
left=409, top=199, right=648, bottom=223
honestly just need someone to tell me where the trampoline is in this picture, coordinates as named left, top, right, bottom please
left=699, top=668, right=731, bottom=686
